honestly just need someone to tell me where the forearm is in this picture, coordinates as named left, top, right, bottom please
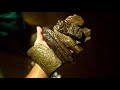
left=26, top=63, right=48, bottom=78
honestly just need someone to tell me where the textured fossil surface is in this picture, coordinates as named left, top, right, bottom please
left=54, top=14, right=91, bottom=43
left=42, top=27, right=73, bottom=63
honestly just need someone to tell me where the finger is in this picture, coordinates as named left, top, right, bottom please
left=34, top=26, right=49, bottom=48
left=34, top=26, right=44, bottom=45
left=36, top=26, right=43, bottom=41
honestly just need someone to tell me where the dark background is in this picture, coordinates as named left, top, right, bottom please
left=0, top=12, right=119, bottom=78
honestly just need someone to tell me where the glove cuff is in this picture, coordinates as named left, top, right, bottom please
left=27, top=43, right=62, bottom=76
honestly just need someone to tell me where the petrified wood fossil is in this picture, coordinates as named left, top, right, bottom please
left=54, top=14, right=91, bottom=43
left=27, top=14, right=91, bottom=76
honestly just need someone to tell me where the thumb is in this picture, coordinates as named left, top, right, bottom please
left=34, top=26, right=43, bottom=45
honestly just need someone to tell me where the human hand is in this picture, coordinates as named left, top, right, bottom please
left=34, top=26, right=49, bottom=48
left=27, top=26, right=62, bottom=76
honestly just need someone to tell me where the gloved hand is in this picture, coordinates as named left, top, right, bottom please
left=27, top=26, right=62, bottom=77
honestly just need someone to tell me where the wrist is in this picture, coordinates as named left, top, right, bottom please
left=26, top=63, right=48, bottom=78
left=34, top=63, right=49, bottom=78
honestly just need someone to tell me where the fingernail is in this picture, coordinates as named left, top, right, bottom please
left=36, top=26, right=40, bottom=31
left=36, top=26, right=42, bottom=33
